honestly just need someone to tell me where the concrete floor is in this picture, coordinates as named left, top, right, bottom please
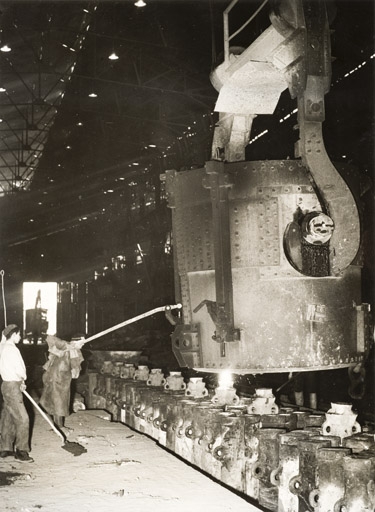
left=0, top=408, right=261, bottom=512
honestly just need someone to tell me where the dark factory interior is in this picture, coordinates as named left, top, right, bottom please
left=0, top=0, right=374, bottom=510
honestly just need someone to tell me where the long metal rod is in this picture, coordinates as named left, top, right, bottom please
left=82, top=304, right=182, bottom=345
left=223, top=0, right=238, bottom=62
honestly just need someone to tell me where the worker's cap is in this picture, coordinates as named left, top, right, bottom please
left=3, top=324, right=19, bottom=337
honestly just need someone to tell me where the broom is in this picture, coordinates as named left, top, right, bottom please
left=23, top=390, right=87, bottom=456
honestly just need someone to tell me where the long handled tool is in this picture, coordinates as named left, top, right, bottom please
left=23, top=390, right=87, bottom=456
left=80, top=303, right=182, bottom=346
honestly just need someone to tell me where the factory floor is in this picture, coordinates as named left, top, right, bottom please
left=0, top=408, right=260, bottom=512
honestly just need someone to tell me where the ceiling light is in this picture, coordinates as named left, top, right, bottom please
left=0, top=44, right=11, bottom=52
left=14, top=175, right=23, bottom=189
left=88, top=92, right=97, bottom=98
left=108, top=52, right=119, bottom=61
left=77, top=122, right=83, bottom=126
left=0, top=86, right=6, bottom=92
left=134, top=0, right=146, bottom=7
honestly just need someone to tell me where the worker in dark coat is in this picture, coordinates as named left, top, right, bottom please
left=39, top=335, right=84, bottom=427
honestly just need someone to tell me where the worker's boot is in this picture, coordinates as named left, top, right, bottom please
left=53, top=415, right=65, bottom=427
left=15, top=449, right=34, bottom=463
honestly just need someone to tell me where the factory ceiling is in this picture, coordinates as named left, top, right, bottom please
left=0, top=0, right=373, bottom=285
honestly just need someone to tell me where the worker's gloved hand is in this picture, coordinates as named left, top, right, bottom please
left=70, top=341, right=85, bottom=350
left=20, top=382, right=26, bottom=392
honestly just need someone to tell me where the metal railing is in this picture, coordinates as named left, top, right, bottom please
left=223, top=0, right=269, bottom=62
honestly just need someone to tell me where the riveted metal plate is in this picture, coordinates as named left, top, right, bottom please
left=179, top=273, right=192, bottom=324
left=230, top=200, right=260, bottom=267
left=259, top=265, right=301, bottom=279
left=170, top=168, right=214, bottom=274
left=174, top=204, right=213, bottom=272
left=257, top=196, right=280, bottom=267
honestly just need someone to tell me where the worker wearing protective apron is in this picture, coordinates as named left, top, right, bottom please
left=39, top=335, right=84, bottom=427
left=0, top=324, right=33, bottom=462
